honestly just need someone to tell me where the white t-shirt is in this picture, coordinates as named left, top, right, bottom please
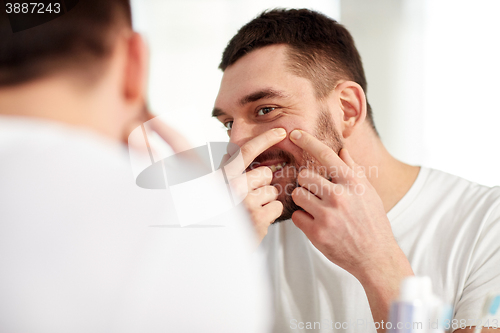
left=261, top=166, right=500, bottom=332
left=0, top=116, right=272, bottom=333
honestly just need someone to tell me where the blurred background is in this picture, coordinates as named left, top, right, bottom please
left=131, top=0, right=500, bottom=187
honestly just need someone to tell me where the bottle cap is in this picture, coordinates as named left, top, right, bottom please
left=400, top=276, right=433, bottom=302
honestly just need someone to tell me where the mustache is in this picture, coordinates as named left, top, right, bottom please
left=251, top=149, right=296, bottom=167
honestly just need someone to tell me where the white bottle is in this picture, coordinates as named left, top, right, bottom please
left=388, top=276, right=451, bottom=333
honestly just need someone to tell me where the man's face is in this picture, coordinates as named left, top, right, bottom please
left=214, top=44, right=342, bottom=221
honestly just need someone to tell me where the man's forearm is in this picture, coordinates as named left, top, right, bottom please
left=356, top=247, right=414, bottom=333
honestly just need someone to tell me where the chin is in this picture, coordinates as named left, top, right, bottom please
left=270, top=166, right=302, bottom=222
left=271, top=182, right=303, bottom=223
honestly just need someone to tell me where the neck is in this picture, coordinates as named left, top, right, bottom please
left=0, top=75, right=118, bottom=141
left=346, top=125, right=420, bottom=213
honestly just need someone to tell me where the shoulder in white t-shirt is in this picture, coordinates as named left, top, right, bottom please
left=262, top=167, right=500, bottom=333
left=0, top=116, right=272, bottom=333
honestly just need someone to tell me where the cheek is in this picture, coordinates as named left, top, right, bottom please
left=271, top=124, right=314, bottom=163
left=279, top=120, right=315, bottom=138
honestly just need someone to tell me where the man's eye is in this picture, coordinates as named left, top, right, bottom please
left=257, top=107, right=276, bottom=116
left=223, top=121, right=233, bottom=130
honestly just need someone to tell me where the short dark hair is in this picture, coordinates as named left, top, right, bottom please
left=0, top=0, right=132, bottom=86
left=220, top=8, right=376, bottom=131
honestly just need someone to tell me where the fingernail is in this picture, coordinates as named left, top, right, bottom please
left=274, top=128, right=286, bottom=137
left=290, top=130, right=302, bottom=140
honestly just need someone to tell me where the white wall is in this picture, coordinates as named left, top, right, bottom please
left=423, top=0, right=500, bottom=186
left=343, top=0, right=500, bottom=186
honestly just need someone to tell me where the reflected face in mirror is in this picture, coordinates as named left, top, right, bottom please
left=214, top=44, right=343, bottom=221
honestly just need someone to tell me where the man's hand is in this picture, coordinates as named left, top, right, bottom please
left=223, top=128, right=286, bottom=242
left=289, top=129, right=413, bottom=331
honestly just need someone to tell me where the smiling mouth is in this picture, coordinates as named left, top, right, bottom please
left=248, top=160, right=288, bottom=173
left=268, top=162, right=287, bottom=172
left=248, top=149, right=294, bottom=173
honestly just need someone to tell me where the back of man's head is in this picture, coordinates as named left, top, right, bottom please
left=220, top=8, right=376, bottom=131
left=0, top=0, right=132, bottom=86
left=0, top=0, right=150, bottom=143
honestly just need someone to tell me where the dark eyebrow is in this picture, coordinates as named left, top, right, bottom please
left=212, top=88, right=288, bottom=118
left=212, top=107, right=225, bottom=118
left=239, top=88, right=287, bottom=106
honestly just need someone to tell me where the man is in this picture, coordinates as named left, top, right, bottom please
left=213, top=9, right=500, bottom=333
left=0, top=1, right=272, bottom=332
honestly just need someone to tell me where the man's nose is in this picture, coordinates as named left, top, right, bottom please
left=229, top=120, right=262, bottom=150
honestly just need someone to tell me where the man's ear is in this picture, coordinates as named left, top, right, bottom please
left=123, top=32, right=149, bottom=106
left=333, top=81, right=367, bottom=138
left=120, top=33, right=149, bottom=145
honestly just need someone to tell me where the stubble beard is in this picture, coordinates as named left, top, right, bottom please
left=273, top=108, right=343, bottom=222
